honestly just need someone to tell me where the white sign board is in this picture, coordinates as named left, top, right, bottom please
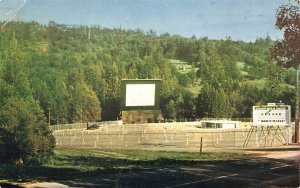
left=125, top=84, right=155, bottom=107
left=253, top=105, right=291, bottom=126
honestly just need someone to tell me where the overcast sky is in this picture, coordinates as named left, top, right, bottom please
left=0, top=0, right=285, bottom=41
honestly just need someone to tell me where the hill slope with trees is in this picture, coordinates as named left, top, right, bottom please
left=0, top=21, right=296, bottom=123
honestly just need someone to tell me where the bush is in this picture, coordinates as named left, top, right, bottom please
left=0, top=97, right=55, bottom=164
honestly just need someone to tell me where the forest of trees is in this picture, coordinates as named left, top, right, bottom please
left=0, top=21, right=297, bottom=125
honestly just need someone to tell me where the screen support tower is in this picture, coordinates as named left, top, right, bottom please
left=243, top=125, right=290, bottom=147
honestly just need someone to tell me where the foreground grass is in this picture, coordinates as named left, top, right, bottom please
left=0, top=148, right=255, bottom=183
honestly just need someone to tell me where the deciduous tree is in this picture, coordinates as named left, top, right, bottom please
left=271, top=0, right=300, bottom=142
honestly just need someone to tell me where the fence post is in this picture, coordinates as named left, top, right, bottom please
left=200, top=137, right=203, bottom=156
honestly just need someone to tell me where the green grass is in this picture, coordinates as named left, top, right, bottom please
left=45, top=148, right=253, bottom=172
left=169, top=59, right=188, bottom=65
left=245, top=78, right=267, bottom=89
left=169, top=59, right=196, bottom=74
left=0, top=148, right=255, bottom=184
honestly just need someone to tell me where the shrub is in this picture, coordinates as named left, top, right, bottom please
left=0, top=97, right=55, bottom=164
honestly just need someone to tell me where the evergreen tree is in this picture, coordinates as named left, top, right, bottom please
left=176, top=89, right=195, bottom=119
left=165, top=100, right=177, bottom=120
left=0, top=48, right=55, bottom=163
left=67, top=67, right=102, bottom=122
left=194, top=84, right=211, bottom=118
left=102, top=63, right=120, bottom=120
left=198, top=45, right=226, bottom=89
left=264, top=62, right=284, bottom=102
left=195, top=85, right=232, bottom=118
left=68, top=81, right=101, bottom=122
left=127, top=62, right=138, bottom=79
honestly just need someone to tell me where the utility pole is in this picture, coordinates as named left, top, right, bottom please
left=295, top=66, right=300, bottom=143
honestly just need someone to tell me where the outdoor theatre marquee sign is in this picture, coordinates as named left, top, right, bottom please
left=252, top=103, right=291, bottom=126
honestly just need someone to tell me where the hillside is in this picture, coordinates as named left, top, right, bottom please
left=0, top=21, right=297, bottom=122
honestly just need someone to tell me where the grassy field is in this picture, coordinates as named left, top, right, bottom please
left=0, top=148, right=254, bottom=185
left=245, top=78, right=267, bottom=89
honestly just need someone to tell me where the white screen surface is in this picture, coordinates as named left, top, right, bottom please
left=126, top=84, right=155, bottom=106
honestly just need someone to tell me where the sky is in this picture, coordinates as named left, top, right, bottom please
left=0, top=0, right=286, bottom=41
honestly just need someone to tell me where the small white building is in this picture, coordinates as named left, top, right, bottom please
left=201, top=120, right=240, bottom=129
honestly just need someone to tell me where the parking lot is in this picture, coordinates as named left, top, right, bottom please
left=53, top=123, right=291, bottom=151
